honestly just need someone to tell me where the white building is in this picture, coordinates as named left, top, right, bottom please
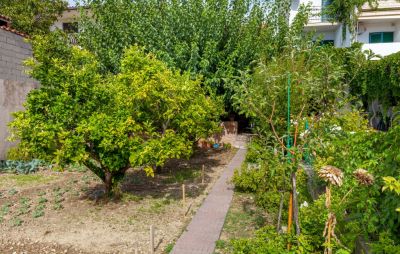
left=291, top=0, right=400, bottom=57
left=51, top=7, right=80, bottom=33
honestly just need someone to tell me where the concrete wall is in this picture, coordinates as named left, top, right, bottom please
left=0, top=28, right=37, bottom=160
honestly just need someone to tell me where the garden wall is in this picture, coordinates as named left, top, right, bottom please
left=0, top=28, right=37, bottom=160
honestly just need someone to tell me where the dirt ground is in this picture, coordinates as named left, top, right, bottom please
left=0, top=148, right=237, bottom=254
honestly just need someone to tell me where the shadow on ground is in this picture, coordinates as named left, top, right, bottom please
left=82, top=148, right=234, bottom=203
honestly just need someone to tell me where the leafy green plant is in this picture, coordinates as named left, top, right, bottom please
left=8, top=188, right=18, bottom=196
left=11, top=216, right=23, bottom=227
left=38, top=196, right=48, bottom=204
left=165, top=243, right=174, bottom=253
left=32, top=204, right=45, bottom=218
left=0, top=0, right=67, bottom=35
left=78, top=0, right=292, bottom=110
left=0, top=159, right=46, bottom=174
left=9, top=33, right=222, bottom=195
left=382, top=177, right=400, bottom=212
left=17, top=197, right=31, bottom=216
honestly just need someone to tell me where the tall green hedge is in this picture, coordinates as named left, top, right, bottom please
left=352, top=52, right=400, bottom=109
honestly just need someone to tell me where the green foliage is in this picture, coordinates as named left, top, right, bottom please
left=230, top=226, right=317, bottom=253
left=11, top=216, right=23, bottom=227
left=0, top=159, right=46, bottom=174
left=383, top=176, right=400, bottom=212
left=32, top=204, right=45, bottom=218
left=351, top=51, right=400, bottom=118
left=309, top=113, right=400, bottom=248
left=9, top=32, right=222, bottom=194
left=325, top=0, right=377, bottom=39
left=232, top=41, right=358, bottom=142
left=0, top=0, right=67, bottom=35
left=370, top=232, right=400, bottom=254
left=78, top=0, right=302, bottom=110
left=165, top=243, right=174, bottom=253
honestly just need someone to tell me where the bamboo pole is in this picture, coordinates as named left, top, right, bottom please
left=287, top=192, right=293, bottom=250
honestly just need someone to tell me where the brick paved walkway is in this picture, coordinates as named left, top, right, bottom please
left=171, top=148, right=247, bottom=254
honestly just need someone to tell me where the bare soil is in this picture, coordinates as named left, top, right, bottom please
left=0, top=148, right=237, bottom=254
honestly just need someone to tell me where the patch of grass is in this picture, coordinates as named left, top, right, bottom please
left=165, top=243, right=174, bottom=253
left=66, top=163, right=87, bottom=172
left=217, top=192, right=267, bottom=253
left=162, top=169, right=201, bottom=184
left=215, top=239, right=227, bottom=249
left=0, top=174, right=56, bottom=187
left=122, top=193, right=143, bottom=203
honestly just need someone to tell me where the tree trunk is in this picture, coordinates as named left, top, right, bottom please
left=292, top=172, right=301, bottom=236
left=105, top=171, right=113, bottom=195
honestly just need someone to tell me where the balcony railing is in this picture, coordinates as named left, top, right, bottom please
left=308, top=6, right=333, bottom=24
left=67, top=33, right=78, bottom=45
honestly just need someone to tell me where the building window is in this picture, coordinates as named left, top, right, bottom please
left=62, top=22, right=78, bottom=33
left=321, top=0, right=333, bottom=22
left=320, top=40, right=334, bottom=46
left=369, top=32, right=394, bottom=43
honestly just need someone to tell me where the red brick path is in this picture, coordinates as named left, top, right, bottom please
left=171, top=148, right=247, bottom=254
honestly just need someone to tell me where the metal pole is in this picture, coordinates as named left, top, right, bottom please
left=287, top=73, right=291, bottom=151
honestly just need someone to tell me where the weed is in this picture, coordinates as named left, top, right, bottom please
left=163, top=169, right=201, bottom=184
left=38, top=197, right=48, bottom=204
left=17, top=197, right=31, bottom=215
left=38, top=190, right=46, bottom=196
left=8, top=188, right=18, bottom=195
left=165, top=243, right=174, bottom=253
left=11, top=216, right=23, bottom=227
left=1, top=202, right=11, bottom=215
left=1, top=175, right=56, bottom=187
left=53, top=203, right=63, bottom=210
left=32, top=209, right=45, bottom=218
left=122, top=193, right=143, bottom=202
left=215, top=239, right=227, bottom=249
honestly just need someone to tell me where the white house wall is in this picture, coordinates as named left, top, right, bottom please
left=357, top=22, right=400, bottom=44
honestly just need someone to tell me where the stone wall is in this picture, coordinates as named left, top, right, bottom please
left=0, top=28, right=37, bottom=160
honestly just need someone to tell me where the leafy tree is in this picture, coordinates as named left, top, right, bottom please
left=325, top=0, right=378, bottom=40
left=0, top=0, right=67, bottom=35
left=9, top=32, right=222, bottom=194
left=78, top=0, right=292, bottom=111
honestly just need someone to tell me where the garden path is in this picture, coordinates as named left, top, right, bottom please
left=171, top=148, right=247, bottom=254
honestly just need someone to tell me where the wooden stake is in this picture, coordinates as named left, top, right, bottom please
left=182, top=184, right=186, bottom=204
left=134, top=249, right=138, bottom=254
left=202, top=165, right=205, bottom=184
left=287, top=191, right=293, bottom=250
left=149, top=225, right=154, bottom=254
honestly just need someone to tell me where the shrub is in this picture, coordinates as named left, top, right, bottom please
left=9, top=33, right=223, bottom=195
